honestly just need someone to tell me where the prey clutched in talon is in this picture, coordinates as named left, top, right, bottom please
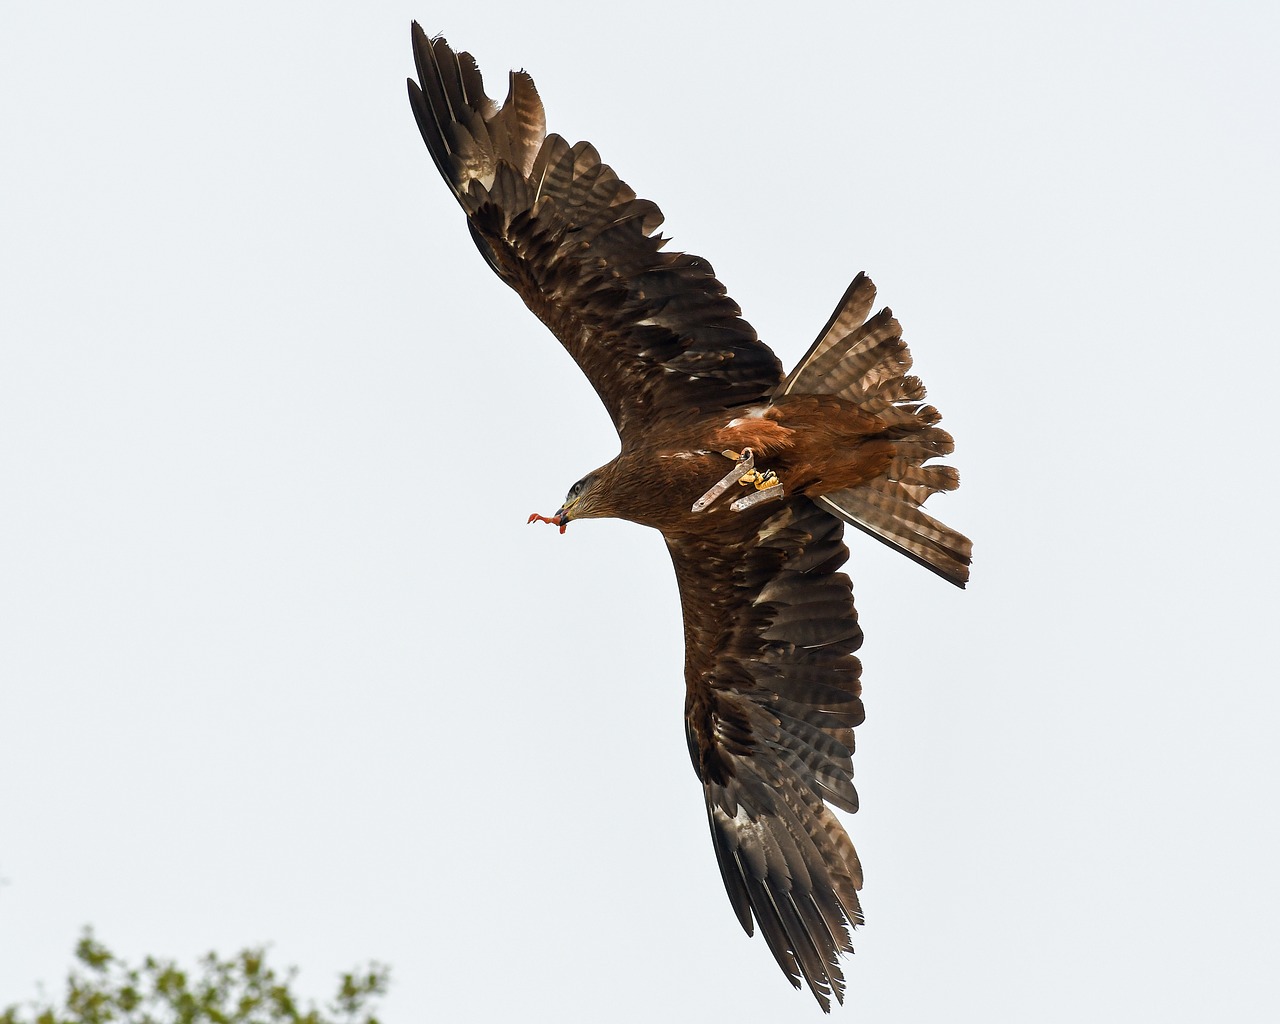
left=692, top=447, right=785, bottom=514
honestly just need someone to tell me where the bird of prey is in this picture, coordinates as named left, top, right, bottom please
left=407, top=23, right=971, bottom=1010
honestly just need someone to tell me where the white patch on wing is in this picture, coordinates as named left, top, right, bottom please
left=725, top=405, right=768, bottom=428
left=723, top=804, right=765, bottom=842
left=659, top=449, right=712, bottom=459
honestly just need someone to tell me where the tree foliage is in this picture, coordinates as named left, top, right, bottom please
left=2, top=932, right=389, bottom=1024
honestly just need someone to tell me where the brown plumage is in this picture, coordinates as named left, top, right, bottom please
left=407, top=23, right=971, bottom=1010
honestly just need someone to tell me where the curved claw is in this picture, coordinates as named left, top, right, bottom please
left=528, top=512, right=567, bottom=535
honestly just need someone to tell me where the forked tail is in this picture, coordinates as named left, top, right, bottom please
left=778, top=274, right=972, bottom=588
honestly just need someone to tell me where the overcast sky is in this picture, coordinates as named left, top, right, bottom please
left=2, top=2, right=1278, bottom=1021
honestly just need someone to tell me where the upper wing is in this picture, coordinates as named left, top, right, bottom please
left=407, top=25, right=783, bottom=440
left=667, top=499, right=867, bottom=1011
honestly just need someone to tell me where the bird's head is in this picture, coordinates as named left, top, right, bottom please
left=527, top=472, right=608, bottom=534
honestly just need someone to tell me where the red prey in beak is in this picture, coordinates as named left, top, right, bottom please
left=527, top=510, right=567, bottom=534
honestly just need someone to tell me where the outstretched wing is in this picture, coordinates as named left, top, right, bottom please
left=407, top=25, right=783, bottom=440
left=667, top=499, right=866, bottom=1011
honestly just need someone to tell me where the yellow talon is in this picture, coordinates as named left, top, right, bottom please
left=695, top=446, right=783, bottom=509
left=736, top=468, right=782, bottom=490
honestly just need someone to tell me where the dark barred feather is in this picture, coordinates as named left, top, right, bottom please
left=408, top=25, right=782, bottom=437
left=670, top=499, right=867, bottom=1011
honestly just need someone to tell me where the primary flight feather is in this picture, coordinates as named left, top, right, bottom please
left=407, top=23, right=971, bottom=1010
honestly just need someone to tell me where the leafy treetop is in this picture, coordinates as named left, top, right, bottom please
left=2, top=931, right=389, bottom=1024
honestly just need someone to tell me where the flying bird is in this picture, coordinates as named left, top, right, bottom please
left=407, top=23, right=971, bottom=1010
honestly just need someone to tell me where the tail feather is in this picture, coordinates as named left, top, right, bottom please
left=783, top=273, right=971, bottom=587
left=777, top=273, right=879, bottom=395
left=819, top=486, right=971, bottom=588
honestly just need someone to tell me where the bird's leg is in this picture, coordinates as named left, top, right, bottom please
left=528, top=511, right=567, bottom=534
left=691, top=449, right=755, bottom=513
left=730, top=477, right=785, bottom=512
left=692, top=448, right=786, bottom=513
left=730, top=461, right=785, bottom=512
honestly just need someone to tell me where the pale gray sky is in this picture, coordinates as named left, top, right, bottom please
left=2, top=2, right=1278, bottom=1021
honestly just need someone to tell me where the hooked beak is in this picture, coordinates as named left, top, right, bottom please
left=527, top=509, right=568, bottom=534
